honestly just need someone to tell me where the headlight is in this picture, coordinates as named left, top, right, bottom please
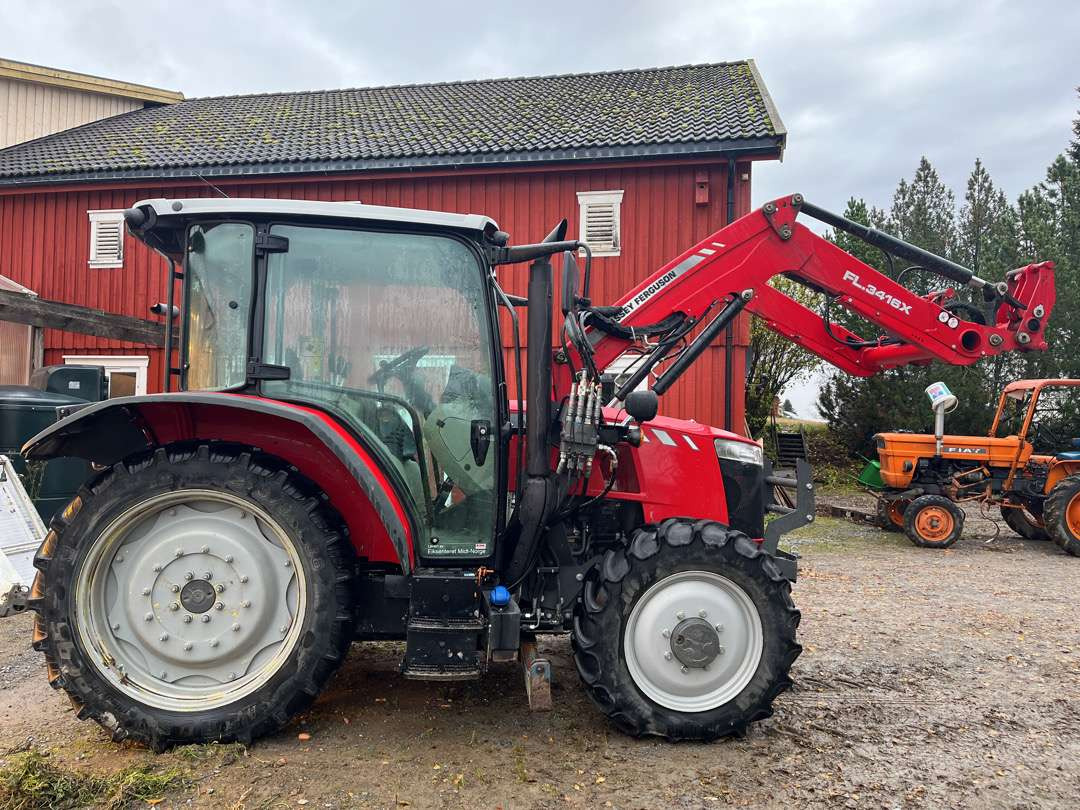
left=714, top=438, right=763, bottom=466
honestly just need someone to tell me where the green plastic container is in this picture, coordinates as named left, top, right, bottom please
left=857, top=459, right=884, bottom=490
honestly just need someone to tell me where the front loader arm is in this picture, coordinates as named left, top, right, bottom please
left=585, top=194, right=1055, bottom=379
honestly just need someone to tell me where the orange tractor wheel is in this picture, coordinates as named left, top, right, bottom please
left=903, top=495, right=964, bottom=549
left=1000, top=505, right=1050, bottom=541
left=1045, top=474, right=1080, bottom=557
left=875, top=498, right=910, bottom=532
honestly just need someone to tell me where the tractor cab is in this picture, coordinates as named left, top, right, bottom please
left=138, top=199, right=509, bottom=562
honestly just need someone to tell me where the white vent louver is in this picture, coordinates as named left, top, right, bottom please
left=88, top=210, right=125, bottom=268
left=576, top=190, right=624, bottom=257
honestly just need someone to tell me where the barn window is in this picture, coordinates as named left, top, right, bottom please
left=87, top=210, right=125, bottom=268
left=576, top=190, right=624, bottom=257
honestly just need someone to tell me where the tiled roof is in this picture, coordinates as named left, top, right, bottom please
left=0, top=61, right=784, bottom=185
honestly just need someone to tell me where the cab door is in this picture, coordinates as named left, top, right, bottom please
left=258, top=223, right=501, bottom=561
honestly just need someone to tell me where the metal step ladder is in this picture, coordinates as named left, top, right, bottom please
left=401, top=569, right=484, bottom=681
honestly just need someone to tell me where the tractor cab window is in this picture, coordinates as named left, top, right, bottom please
left=1026, top=388, right=1080, bottom=455
left=262, top=224, right=498, bottom=559
left=184, top=223, right=255, bottom=390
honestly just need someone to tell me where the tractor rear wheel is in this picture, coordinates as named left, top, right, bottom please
left=1000, top=504, right=1050, bottom=541
left=29, top=443, right=355, bottom=750
left=903, top=495, right=964, bottom=548
left=572, top=519, right=800, bottom=740
left=1045, top=475, right=1080, bottom=557
left=875, top=497, right=909, bottom=532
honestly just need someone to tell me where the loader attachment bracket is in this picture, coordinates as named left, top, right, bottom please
left=763, top=457, right=815, bottom=563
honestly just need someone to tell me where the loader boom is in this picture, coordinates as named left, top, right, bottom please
left=580, top=194, right=1054, bottom=383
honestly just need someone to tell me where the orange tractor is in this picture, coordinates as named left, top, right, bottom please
left=871, top=379, right=1080, bottom=554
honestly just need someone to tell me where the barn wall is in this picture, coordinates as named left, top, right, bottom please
left=0, top=159, right=754, bottom=428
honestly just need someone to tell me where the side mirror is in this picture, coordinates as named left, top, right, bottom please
left=561, top=251, right=580, bottom=315
left=624, top=389, right=659, bottom=423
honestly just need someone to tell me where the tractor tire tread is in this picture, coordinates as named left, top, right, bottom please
left=1044, top=474, right=1080, bottom=557
left=571, top=518, right=800, bottom=741
left=28, top=441, right=355, bottom=750
left=903, top=494, right=964, bottom=548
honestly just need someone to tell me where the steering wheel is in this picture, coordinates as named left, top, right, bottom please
left=368, top=345, right=430, bottom=388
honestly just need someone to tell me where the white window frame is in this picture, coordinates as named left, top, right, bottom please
left=87, top=209, right=126, bottom=268
left=576, top=189, right=624, bottom=257
left=63, top=355, right=149, bottom=396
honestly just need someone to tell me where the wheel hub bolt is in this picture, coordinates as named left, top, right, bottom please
left=664, top=651, right=673, bottom=661
left=209, top=639, right=219, bottom=648
left=111, top=623, right=120, bottom=631
left=224, top=555, right=234, bottom=563
left=239, top=575, right=249, bottom=584
left=175, top=548, right=184, bottom=557
left=142, top=587, right=151, bottom=596
left=183, top=642, right=192, bottom=651
left=144, top=612, right=153, bottom=622
left=680, top=665, right=689, bottom=674
left=280, top=625, right=289, bottom=634
left=183, top=615, right=193, bottom=623
left=215, top=583, right=225, bottom=593
left=676, top=611, right=685, bottom=620
left=231, top=623, right=241, bottom=632
left=284, top=560, right=292, bottom=568
left=171, top=584, right=180, bottom=593
left=169, top=602, right=180, bottom=611
left=241, top=600, right=251, bottom=608
left=159, top=633, right=169, bottom=641
left=715, top=624, right=724, bottom=633
left=718, top=646, right=726, bottom=655
left=698, top=609, right=707, bottom=618
left=153, top=564, right=162, bottom=572
left=200, top=615, right=211, bottom=623
left=200, top=545, right=209, bottom=553
left=203, top=571, right=213, bottom=580
left=661, top=628, right=670, bottom=639
left=184, top=572, right=194, bottom=581
left=215, top=602, right=224, bottom=611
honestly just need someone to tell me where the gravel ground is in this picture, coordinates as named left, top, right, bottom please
left=1, top=502, right=1078, bottom=809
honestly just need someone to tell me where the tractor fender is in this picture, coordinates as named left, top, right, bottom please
left=1046, top=458, right=1080, bottom=493
left=21, top=392, right=417, bottom=572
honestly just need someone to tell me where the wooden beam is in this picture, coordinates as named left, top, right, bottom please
left=0, top=289, right=167, bottom=347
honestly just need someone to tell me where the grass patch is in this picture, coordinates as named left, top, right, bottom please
left=778, top=516, right=887, bottom=554
left=0, top=750, right=187, bottom=810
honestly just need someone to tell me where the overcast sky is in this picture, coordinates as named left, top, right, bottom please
left=2, top=0, right=1077, bottom=415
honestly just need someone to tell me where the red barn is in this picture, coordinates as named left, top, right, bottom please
left=0, top=61, right=785, bottom=431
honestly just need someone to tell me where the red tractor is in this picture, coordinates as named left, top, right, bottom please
left=23, top=194, right=1052, bottom=749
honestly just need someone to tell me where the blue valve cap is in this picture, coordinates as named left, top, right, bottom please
left=490, top=585, right=511, bottom=606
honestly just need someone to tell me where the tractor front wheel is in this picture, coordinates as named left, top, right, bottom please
left=29, top=443, right=355, bottom=750
left=1000, top=504, right=1050, bottom=541
left=903, top=495, right=964, bottom=549
left=572, top=519, right=800, bottom=740
left=1045, top=475, right=1080, bottom=557
left=875, top=497, right=909, bottom=532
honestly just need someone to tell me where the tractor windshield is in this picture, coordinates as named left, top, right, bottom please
left=261, top=224, right=499, bottom=559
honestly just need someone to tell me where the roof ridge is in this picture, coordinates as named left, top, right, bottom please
left=183, top=59, right=753, bottom=102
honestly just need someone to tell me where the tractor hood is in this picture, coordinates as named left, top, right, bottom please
left=875, top=431, right=1031, bottom=489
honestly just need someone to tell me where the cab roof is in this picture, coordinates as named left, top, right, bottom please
left=131, top=197, right=499, bottom=235
left=1002, top=378, right=1080, bottom=397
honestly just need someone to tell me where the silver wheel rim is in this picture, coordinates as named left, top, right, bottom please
left=624, top=570, right=763, bottom=713
left=74, top=490, right=306, bottom=712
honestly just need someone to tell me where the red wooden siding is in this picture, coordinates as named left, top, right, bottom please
left=0, top=159, right=754, bottom=429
